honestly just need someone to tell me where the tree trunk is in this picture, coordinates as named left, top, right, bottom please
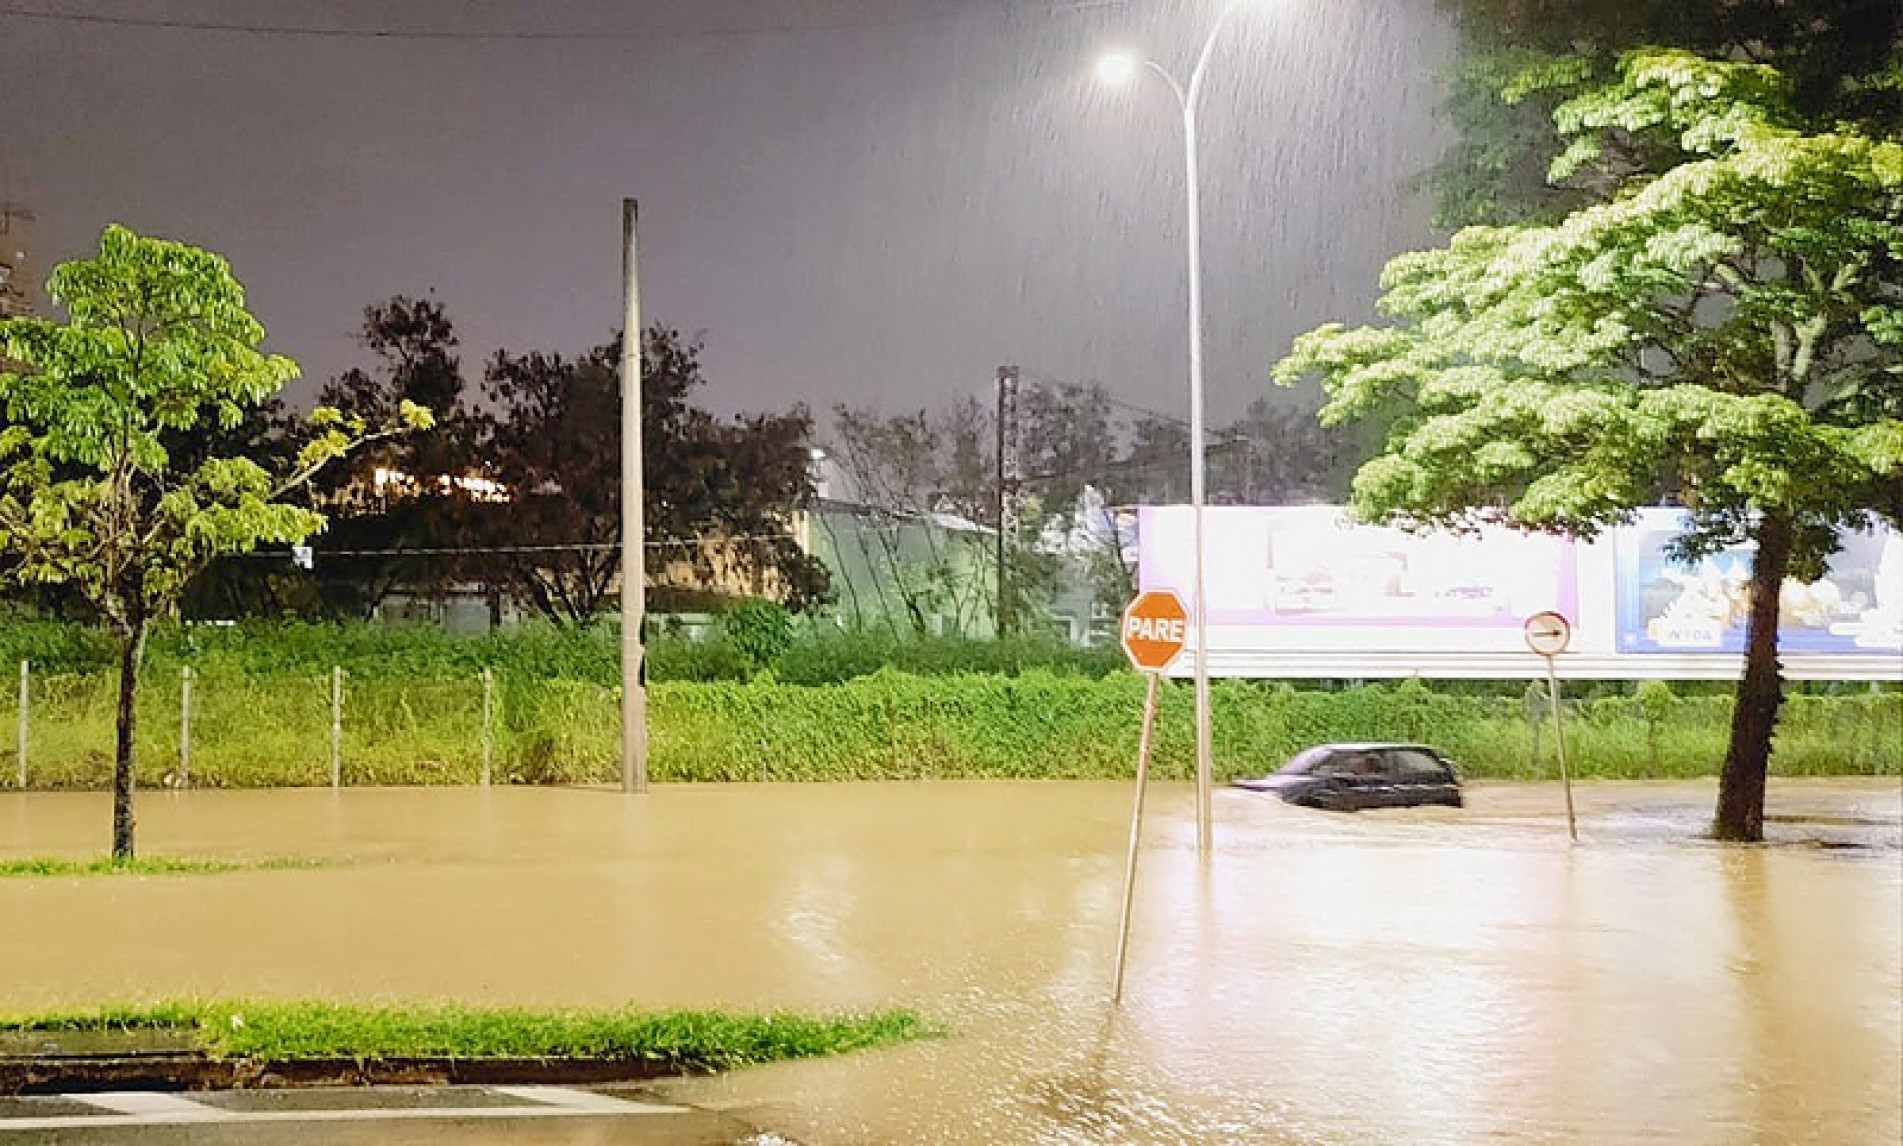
left=111, top=622, right=149, bottom=860
left=1713, top=513, right=1792, bottom=842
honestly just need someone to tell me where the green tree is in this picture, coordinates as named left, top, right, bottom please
left=0, top=226, right=427, bottom=857
left=308, top=296, right=485, bottom=619
left=479, top=326, right=827, bottom=625
left=1276, top=52, right=1902, bottom=841
left=1426, top=0, right=1901, bottom=227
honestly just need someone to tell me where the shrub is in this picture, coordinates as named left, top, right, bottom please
left=647, top=636, right=753, bottom=683
left=719, top=599, right=795, bottom=667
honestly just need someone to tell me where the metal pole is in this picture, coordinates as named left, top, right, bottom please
left=1544, top=656, right=1577, bottom=842
left=620, top=197, right=649, bottom=794
left=330, top=665, right=343, bottom=790
left=1126, top=3, right=1241, bottom=856
left=1183, top=97, right=1213, bottom=855
left=179, top=666, right=192, bottom=788
left=1113, top=671, right=1163, bottom=1004
left=15, top=660, right=26, bottom=789
left=480, top=667, right=494, bottom=787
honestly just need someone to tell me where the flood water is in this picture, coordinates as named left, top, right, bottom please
left=3, top=779, right=1899, bottom=1144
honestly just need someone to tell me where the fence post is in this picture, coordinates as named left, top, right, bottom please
left=480, top=667, right=494, bottom=787
left=1525, top=682, right=1543, bottom=772
left=179, top=666, right=193, bottom=788
left=15, top=660, right=26, bottom=789
left=1873, top=682, right=1886, bottom=773
left=330, top=666, right=343, bottom=789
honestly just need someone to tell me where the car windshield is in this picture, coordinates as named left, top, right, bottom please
left=1276, top=748, right=1336, bottom=776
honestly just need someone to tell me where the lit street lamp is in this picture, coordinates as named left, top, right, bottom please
left=1097, top=2, right=1252, bottom=855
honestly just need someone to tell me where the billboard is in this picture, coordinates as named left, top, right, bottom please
left=1136, top=506, right=1901, bottom=680
left=1614, top=509, right=1903, bottom=655
left=1138, top=507, right=1576, bottom=655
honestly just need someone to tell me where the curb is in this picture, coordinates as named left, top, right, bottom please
left=1, top=1054, right=679, bottom=1094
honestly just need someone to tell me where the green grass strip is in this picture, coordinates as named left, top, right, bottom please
left=0, top=1001, right=936, bottom=1071
left=0, top=857, right=323, bottom=878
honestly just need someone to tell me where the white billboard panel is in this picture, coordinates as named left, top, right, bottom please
left=1137, top=506, right=1902, bottom=681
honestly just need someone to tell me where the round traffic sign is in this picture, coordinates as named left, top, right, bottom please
left=1121, top=590, right=1190, bottom=673
left=1523, top=610, right=1572, bottom=657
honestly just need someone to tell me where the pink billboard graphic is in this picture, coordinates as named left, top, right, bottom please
left=1138, top=506, right=1577, bottom=631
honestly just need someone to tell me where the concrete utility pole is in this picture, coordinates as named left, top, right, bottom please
left=620, top=199, right=649, bottom=794
left=0, top=202, right=38, bottom=320
left=995, top=365, right=1020, bottom=637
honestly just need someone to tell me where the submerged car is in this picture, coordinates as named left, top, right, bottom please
left=1234, top=743, right=1463, bottom=812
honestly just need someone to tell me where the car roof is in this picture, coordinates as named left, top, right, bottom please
left=1311, top=742, right=1441, bottom=753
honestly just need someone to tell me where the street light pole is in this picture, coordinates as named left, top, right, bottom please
left=1101, top=2, right=1245, bottom=855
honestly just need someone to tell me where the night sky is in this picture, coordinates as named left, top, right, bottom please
left=2, top=0, right=1454, bottom=422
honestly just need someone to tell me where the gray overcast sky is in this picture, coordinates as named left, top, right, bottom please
left=1, top=0, right=1455, bottom=422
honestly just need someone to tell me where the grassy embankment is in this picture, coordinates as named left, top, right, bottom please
left=1, top=620, right=1895, bottom=787
left=0, top=857, right=325, bottom=878
left=0, top=1001, right=932, bottom=1071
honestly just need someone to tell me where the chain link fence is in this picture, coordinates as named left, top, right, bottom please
left=2, top=663, right=1896, bottom=787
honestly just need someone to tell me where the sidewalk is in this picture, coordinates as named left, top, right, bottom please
left=0, top=1084, right=769, bottom=1144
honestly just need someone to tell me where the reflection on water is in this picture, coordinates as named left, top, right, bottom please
left=2, top=779, right=1898, bottom=1144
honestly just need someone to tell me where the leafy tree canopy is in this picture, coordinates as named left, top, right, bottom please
left=1281, top=51, right=1901, bottom=564
left=1427, top=0, right=1901, bottom=225
left=0, top=227, right=427, bottom=631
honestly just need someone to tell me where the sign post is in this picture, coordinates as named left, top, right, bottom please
left=1113, top=589, right=1189, bottom=1003
left=1524, top=610, right=1577, bottom=842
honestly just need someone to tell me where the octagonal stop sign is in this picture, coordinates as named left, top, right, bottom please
left=1121, top=589, right=1190, bottom=673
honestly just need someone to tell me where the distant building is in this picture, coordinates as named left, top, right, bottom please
left=803, top=448, right=1000, bottom=638
left=0, top=203, right=36, bottom=319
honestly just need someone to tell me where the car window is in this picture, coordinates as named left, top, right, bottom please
left=1278, top=747, right=1333, bottom=776
left=1390, top=749, right=1450, bottom=779
left=1304, top=755, right=1343, bottom=777
left=1320, top=751, right=1383, bottom=778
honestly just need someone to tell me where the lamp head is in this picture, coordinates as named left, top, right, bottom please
left=1095, top=52, right=1139, bottom=87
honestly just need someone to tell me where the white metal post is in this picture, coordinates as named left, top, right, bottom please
left=330, top=665, right=343, bottom=790
left=620, top=198, right=649, bottom=794
left=480, top=667, right=494, bottom=787
left=15, top=660, right=25, bottom=789
left=179, top=666, right=193, bottom=788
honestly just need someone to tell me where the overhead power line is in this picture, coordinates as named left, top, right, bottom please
left=1018, top=436, right=1253, bottom=487
left=238, top=535, right=799, bottom=559
left=0, top=0, right=1125, bottom=41
left=1017, top=368, right=1189, bottom=429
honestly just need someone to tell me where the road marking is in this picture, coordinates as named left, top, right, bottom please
left=71, top=1091, right=230, bottom=1119
left=0, top=1088, right=695, bottom=1133
left=490, top=1085, right=688, bottom=1114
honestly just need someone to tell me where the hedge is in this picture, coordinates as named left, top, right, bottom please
left=4, top=668, right=1895, bottom=788
left=0, top=618, right=1123, bottom=685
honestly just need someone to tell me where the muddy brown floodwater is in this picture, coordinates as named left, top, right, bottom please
left=3, top=779, right=1899, bottom=1144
